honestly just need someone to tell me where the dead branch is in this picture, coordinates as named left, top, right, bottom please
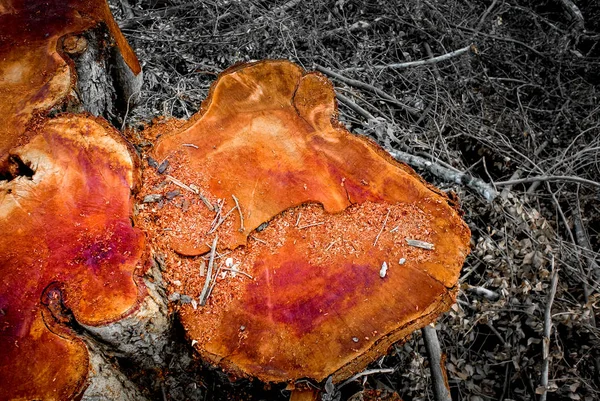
left=500, top=140, right=548, bottom=199
left=422, top=325, right=452, bottom=401
left=199, top=236, right=218, bottom=306
left=539, top=257, right=558, bottom=401
left=386, top=148, right=498, bottom=202
left=574, top=207, right=600, bottom=283
left=315, top=64, right=420, bottom=116
left=335, top=93, right=376, bottom=121
left=556, top=0, right=585, bottom=28
left=495, top=175, right=600, bottom=189
left=338, top=368, right=395, bottom=389
left=475, top=0, right=499, bottom=30
left=232, top=194, right=245, bottom=233
left=467, top=285, right=500, bottom=301
left=341, top=45, right=474, bottom=73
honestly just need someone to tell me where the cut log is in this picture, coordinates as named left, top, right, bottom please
left=138, top=60, right=471, bottom=391
left=0, top=0, right=142, bottom=155
left=0, top=116, right=147, bottom=400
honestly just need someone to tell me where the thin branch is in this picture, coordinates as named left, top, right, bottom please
left=166, top=175, right=198, bottom=194
left=342, top=45, right=474, bottom=72
left=199, top=236, right=218, bottom=306
left=297, top=221, right=325, bottom=230
left=495, top=175, right=600, bottom=188
left=556, top=0, right=585, bottom=28
left=208, top=203, right=238, bottom=234
left=476, top=0, right=499, bottom=30
left=338, top=368, right=395, bottom=389
left=539, top=257, right=559, bottom=401
left=500, top=140, right=548, bottom=199
left=422, top=325, right=452, bottom=401
left=373, top=209, right=391, bottom=246
left=335, top=93, right=376, bottom=121
left=456, top=26, right=546, bottom=58
left=467, top=285, right=500, bottom=301
left=220, top=267, right=253, bottom=279
left=387, top=148, right=498, bottom=202
left=314, top=64, right=419, bottom=116
left=232, top=194, right=245, bottom=233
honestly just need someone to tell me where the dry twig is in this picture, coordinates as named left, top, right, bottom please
left=373, top=209, right=391, bottom=246
left=539, top=257, right=559, bottom=401
left=342, top=45, right=474, bottom=72
left=422, top=325, right=452, bottom=401
left=315, top=64, right=419, bottom=116
left=495, top=175, right=600, bottom=189
left=199, top=236, right=218, bottom=306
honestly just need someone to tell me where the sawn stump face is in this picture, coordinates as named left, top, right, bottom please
left=140, top=60, right=471, bottom=383
left=0, top=117, right=145, bottom=400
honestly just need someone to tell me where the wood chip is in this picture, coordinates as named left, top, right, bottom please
left=405, top=238, right=435, bottom=250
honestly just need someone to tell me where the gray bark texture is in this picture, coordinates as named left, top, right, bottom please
left=66, top=25, right=142, bottom=124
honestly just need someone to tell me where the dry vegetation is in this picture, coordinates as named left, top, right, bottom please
left=109, top=0, right=600, bottom=400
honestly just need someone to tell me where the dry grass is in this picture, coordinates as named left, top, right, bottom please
left=110, top=0, right=600, bottom=400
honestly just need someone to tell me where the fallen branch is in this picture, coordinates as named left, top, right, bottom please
left=539, top=257, right=558, bottom=401
left=467, top=285, right=500, bottom=301
left=495, top=175, right=600, bottom=189
left=335, top=93, right=376, bottom=121
left=556, top=0, right=585, bottom=28
left=338, top=368, right=395, bottom=389
left=341, top=45, right=474, bottom=73
left=574, top=208, right=600, bottom=283
left=315, top=64, right=420, bottom=116
left=500, top=140, right=548, bottom=199
left=422, top=325, right=452, bottom=401
left=475, top=0, right=499, bottom=30
left=386, top=148, right=498, bottom=202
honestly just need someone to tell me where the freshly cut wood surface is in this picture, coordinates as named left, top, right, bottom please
left=0, top=116, right=145, bottom=400
left=140, top=60, right=470, bottom=383
left=0, top=0, right=140, bottom=154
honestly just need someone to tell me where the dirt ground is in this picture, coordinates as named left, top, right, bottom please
left=109, top=1, right=600, bottom=400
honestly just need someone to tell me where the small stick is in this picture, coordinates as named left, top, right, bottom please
left=205, top=263, right=223, bottom=303
left=406, top=238, right=435, bottom=250
left=208, top=204, right=238, bottom=234
left=199, top=194, right=214, bottom=211
left=467, top=285, right=500, bottom=301
left=338, top=368, right=395, bottom=389
left=342, top=45, right=473, bottom=72
left=298, top=221, right=325, bottom=230
left=166, top=175, right=198, bottom=194
left=557, top=0, right=584, bottom=28
left=167, top=175, right=216, bottom=211
left=315, top=64, right=419, bottom=117
left=475, top=0, right=499, bottom=30
left=199, top=236, right=218, bottom=306
left=373, top=209, right=391, bottom=246
left=495, top=175, right=600, bottom=189
left=336, top=92, right=376, bottom=121
left=422, top=325, right=452, bottom=401
left=324, top=239, right=338, bottom=252
left=540, top=257, right=559, bottom=401
left=221, top=268, right=253, bottom=279
left=295, top=212, right=302, bottom=227
left=232, top=195, right=245, bottom=233
left=182, top=143, right=199, bottom=149
left=250, top=235, right=267, bottom=244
